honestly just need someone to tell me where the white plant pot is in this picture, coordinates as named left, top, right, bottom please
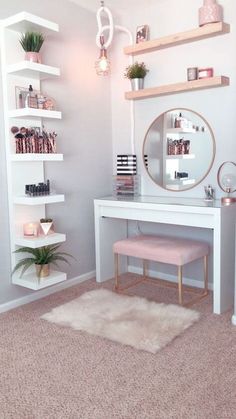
left=40, top=222, right=53, bottom=236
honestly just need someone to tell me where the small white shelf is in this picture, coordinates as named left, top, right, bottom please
left=11, top=154, right=63, bottom=162
left=166, top=128, right=196, bottom=134
left=15, top=233, right=66, bottom=248
left=9, top=108, right=62, bottom=119
left=12, top=270, right=66, bottom=290
left=2, top=12, right=59, bottom=33
left=167, top=178, right=195, bottom=186
left=7, top=61, right=60, bottom=79
left=166, top=154, right=195, bottom=160
left=13, top=194, right=65, bottom=205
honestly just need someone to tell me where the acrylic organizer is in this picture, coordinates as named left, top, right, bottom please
left=113, top=175, right=140, bottom=198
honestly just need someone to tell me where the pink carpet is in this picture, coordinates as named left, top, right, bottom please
left=0, top=274, right=236, bottom=419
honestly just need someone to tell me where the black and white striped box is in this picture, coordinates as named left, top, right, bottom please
left=117, top=154, right=137, bottom=175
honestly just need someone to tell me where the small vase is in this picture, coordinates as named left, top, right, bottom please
left=199, top=0, right=223, bottom=27
left=35, top=264, right=50, bottom=278
left=25, top=51, right=42, bottom=63
left=131, top=78, right=144, bottom=91
left=40, top=222, right=53, bottom=236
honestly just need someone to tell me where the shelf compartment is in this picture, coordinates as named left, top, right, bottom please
left=166, top=179, right=195, bottom=186
left=166, top=128, right=196, bottom=134
left=12, top=270, right=66, bottom=290
left=166, top=154, right=195, bottom=160
left=2, top=12, right=58, bottom=33
left=11, top=154, right=63, bottom=162
left=7, top=61, right=60, bottom=79
left=15, top=233, right=66, bottom=248
left=13, top=194, right=65, bottom=205
left=9, top=108, right=62, bottom=119
left=124, top=22, right=230, bottom=56
left=125, top=76, right=230, bottom=100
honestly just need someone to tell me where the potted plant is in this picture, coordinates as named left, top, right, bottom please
left=124, top=61, right=149, bottom=91
left=12, top=244, right=73, bottom=280
left=19, top=31, right=44, bottom=63
left=40, top=218, right=53, bottom=236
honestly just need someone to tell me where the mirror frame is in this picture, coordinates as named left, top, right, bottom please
left=142, top=107, right=216, bottom=192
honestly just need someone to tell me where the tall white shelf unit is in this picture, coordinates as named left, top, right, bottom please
left=1, top=12, right=67, bottom=290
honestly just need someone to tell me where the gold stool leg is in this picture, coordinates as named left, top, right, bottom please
left=178, top=266, right=183, bottom=305
left=204, top=255, right=208, bottom=294
left=114, top=253, right=119, bottom=291
left=143, top=259, right=148, bottom=279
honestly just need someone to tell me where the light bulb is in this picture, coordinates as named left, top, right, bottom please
left=222, top=173, right=236, bottom=193
left=95, top=48, right=110, bottom=76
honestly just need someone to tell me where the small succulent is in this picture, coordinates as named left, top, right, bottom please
left=124, top=62, right=149, bottom=79
left=40, top=218, right=53, bottom=223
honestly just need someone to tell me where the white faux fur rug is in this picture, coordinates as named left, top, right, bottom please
left=41, top=289, right=200, bottom=354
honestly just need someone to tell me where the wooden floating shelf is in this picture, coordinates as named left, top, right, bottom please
left=125, top=76, right=230, bottom=100
left=7, top=61, right=60, bottom=79
left=2, top=11, right=58, bottom=33
left=12, top=270, right=66, bottom=290
left=15, top=233, right=66, bottom=248
left=11, top=154, right=63, bottom=162
left=124, top=22, right=230, bottom=56
left=9, top=108, right=62, bottom=119
left=13, top=194, right=65, bottom=205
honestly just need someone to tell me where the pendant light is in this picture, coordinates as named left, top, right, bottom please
left=95, top=35, right=110, bottom=76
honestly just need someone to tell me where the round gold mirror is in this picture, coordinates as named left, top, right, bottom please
left=143, top=108, right=216, bottom=191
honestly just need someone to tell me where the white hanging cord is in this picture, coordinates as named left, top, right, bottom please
left=96, top=4, right=114, bottom=49
left=96, top=3, right=135, bottom=155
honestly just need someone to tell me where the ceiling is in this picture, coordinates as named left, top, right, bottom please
left=69, top=0, right=146, bottom=13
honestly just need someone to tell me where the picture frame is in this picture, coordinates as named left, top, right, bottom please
left=136, top=25, right=149, bottom=44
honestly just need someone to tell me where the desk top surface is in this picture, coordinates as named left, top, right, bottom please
left=95, top=195, right=233, bottom=209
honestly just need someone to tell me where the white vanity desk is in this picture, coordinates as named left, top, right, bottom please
left=94, top=196, right=236, bottom=314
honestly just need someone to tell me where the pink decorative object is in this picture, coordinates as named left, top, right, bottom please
left=23, top=222, right=39, bottom=237
left=25, top=52, right=41, bottom=63
left=199, top=0, right=223, bottom=26
left=198, top=67, right=214, bottom=79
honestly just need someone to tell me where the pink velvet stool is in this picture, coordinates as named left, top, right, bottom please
left=113, top=235, right=209, bottom=306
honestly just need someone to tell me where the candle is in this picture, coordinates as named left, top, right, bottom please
left=23, top=222, right=39, bottom=237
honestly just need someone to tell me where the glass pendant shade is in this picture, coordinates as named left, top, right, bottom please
left=217, top=161, right=236, bottom=204
left=95, top=48, right=110, bottom=76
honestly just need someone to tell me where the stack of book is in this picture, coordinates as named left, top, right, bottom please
left=113, top=175, right=140, bottom=197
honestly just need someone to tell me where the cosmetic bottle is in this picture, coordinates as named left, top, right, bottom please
left=25, top=85, right=38, bottom=109
left=18, top=93, right=23, bottom=108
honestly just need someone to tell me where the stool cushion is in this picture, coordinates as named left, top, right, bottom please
left=113, top=235, right=209, bottom=266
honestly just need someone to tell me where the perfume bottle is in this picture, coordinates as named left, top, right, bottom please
left=25, top=85, right=38, bottom=109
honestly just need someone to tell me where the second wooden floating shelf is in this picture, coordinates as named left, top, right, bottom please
left=124, top=22, right=230, bottom=56
left=125, top=76, right=230, bottom=100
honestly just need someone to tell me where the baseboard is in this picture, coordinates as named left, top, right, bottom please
left=0, top=270, right=95, bottom=314
left=128, top=265, right=213, bottom=291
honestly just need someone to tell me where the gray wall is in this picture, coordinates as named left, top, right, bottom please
left=0, top=0, right=112, bottom=303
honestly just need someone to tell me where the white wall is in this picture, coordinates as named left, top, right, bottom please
left=111, top=0, right=235, bottom=198
left=109, top=0, right=236, bottom=285
left=0, top=0, right=112, bottom=304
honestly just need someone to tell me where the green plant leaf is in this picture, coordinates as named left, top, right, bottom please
left=19, top=32, right=44, bottom=52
